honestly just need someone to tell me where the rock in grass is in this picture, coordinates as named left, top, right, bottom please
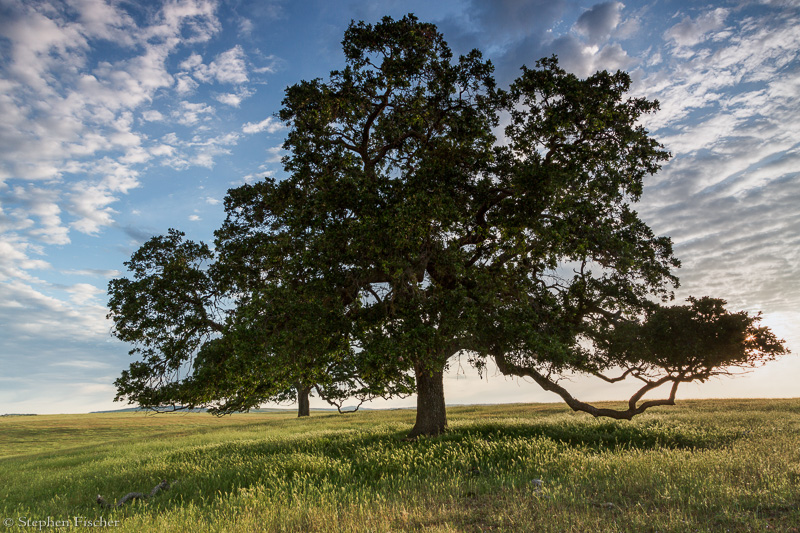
left=531, top=478, right=550, bottom=498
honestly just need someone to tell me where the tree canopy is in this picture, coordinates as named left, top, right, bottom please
left=107, top=14, right=788, bottom=437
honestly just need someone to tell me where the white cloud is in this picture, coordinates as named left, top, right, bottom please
left=65, top=282, right=104, bottom=305
left=252, top=54, right=282, bottom=74
left=67, top=0, right=136, bottom=44
left=639, top=9, right=800, bottom=142
left=60, top=268, right=121, bottom=277
left=215, top=87, right=255, bottom=107
left=664, top=8, right=729, bottom=48
left=0, top=2, right=89, bottom=93
left=0, top=235, right=51, bottom=282
left=175, top=72, right=200, bottom=94
left=190, top=45, right=249, bottom=84
left=173, top=101, right=215, bottom=126
left=216, top=92, right=244, bottom=106
left=238, top=16, right=254, bottom=35
left=99, top=159, right=140, bottom=193
left=188, top=214, right=201, bottom=221
left=68, top=183, right=117, bottom=235
left=194, top=132, right=240, bottom=147
left=179, top=53, right=204, bottom=71
left=657, top=112, right=741, bottom=155
left=142, top=109, right=165, bottom=122
left=238, top=172, right=259, bottom=185
left=549, top=35, right=634, bottom=77
left=265, top=146, right=284, bottom=163
left=119, top=146, right=151, bottom=165
left=157, top=130, right=242, bottom=170
left=145, top=0, right=220, bottom=44
left=0, top=279, right=109, bottom=340
left=574, top=1, right=624, bottom=45
left=150, top=143, right=175, bottom=158
left=513, top=2, right=634, bottom=78
left=51, top=359, right=112, bottom=369
left=242, top=116, right=284, bottom=134
left=6, top=185, right=70, bottom=245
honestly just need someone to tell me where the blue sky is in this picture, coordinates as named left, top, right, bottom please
left=1, top=0, right=798, bottom=414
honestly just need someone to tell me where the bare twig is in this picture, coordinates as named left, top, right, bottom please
left=96, top=480, right=178, bottom=508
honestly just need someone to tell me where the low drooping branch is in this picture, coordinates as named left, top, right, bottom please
left=314, top=384, right=366, bottom=413
left=97, top=480, right=177, bottom=508
left=492, top=351, right=689, bottom=420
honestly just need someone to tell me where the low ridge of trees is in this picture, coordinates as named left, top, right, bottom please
left=107, top=15, right=788, bottom=437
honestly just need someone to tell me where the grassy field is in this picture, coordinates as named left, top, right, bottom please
left=1, top=399, right=799, bottom=532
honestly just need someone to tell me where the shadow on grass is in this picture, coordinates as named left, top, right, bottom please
left=441, top=418, right=740, bottom=450
left=78, top=415, right=743, bottom=514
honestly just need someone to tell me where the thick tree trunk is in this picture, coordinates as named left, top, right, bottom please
left=408, top=365, right=447, bottom=438
left=297, top=383, right=311, bottom=417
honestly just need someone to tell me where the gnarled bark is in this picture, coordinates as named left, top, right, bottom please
left=408, top=365, right=447, bottom=438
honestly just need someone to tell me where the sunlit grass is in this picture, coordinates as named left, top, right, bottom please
left=1, top=399, right=799, bottom=532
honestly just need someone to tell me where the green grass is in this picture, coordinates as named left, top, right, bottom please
left=1, top=399, right=799, bottom=532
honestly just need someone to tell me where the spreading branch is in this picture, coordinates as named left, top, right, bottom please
left=493, top=351, right=689, bottom=420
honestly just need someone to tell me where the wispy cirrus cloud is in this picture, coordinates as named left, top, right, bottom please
left=664, top=7, right=729, bottom=48
left=632, top=4, right=800, bottom=328
left=60, top=268, right=121, bottom=278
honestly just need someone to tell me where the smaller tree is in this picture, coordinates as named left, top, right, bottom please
left=494, top=297, right=789, bottom=419
left=107, top=230, right=411, bottom=417
left=107, top=230, right=225, bottom=412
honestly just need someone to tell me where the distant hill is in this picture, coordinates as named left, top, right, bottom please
left=90, top=406, right=379, bottom=414
left=90, top=407, right=206, bottom=414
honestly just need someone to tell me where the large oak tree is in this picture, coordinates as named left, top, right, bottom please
left=108, top=15, right=788, bottom=436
